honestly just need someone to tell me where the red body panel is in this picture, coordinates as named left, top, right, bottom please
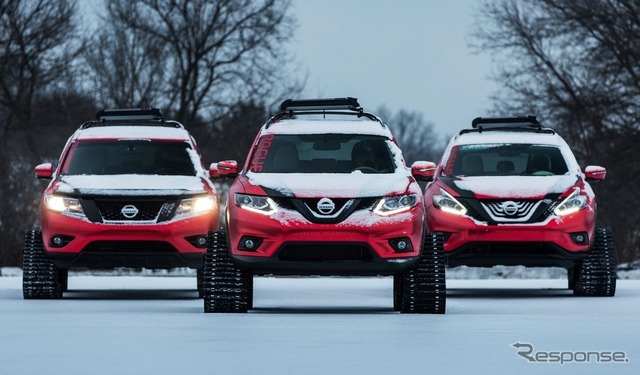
left=425, top=181, right=596, bottom=254
left=226, top=177, right=424, bottom=259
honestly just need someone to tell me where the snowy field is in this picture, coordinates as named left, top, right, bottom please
left=1, top=275, right=638, bottom=375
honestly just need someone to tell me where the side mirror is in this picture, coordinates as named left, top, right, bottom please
left=411, top=161, right=437, bottom=181
left=585, top=165, right=606, bottom=182
left=35, top=163, right=53, bottom=179
left=209, top=160, right=238, bottom=179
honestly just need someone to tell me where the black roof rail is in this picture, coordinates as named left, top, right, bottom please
left=462, top=116, right=555, bottom=135
left=266, top=97, right=385, bottom=128
left=280, top=97, right=361, bottom=111
left=96, top=108, right=163, bottom=121
left=80, top=108, right=183, bottom=129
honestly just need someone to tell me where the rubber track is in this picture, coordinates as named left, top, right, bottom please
left=573, top=225, right=617, bottom=297
left=203, top=230, right=250, bottom=313
left=401, top=232, right=447, bottom=314
left=22, top=229, right=63, bottom=299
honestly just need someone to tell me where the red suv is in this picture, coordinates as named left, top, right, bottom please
left=23, top=108, right=220, bottom=299
left=203, top=98, right=446, bottom=313
left=425, top=116, right=616, bottom=296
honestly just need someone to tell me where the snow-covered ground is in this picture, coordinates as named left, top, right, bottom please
left=0, top=275, right=638, bottom=375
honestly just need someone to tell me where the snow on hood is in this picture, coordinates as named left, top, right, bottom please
left=245, top=171, right=414, bottom=198
left=452, top=175, right=578, bottom=199
left=55, top=175, right=208, bottom=196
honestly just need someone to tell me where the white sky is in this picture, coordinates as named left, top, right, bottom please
left=292, top=0, right=497, bottom=136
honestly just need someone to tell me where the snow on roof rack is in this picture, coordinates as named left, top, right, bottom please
left=96, top=108, right=164, bottom=121
left=280, top=97, right=362, bottom=112
left=472, top=116, right=539, bottom=129
left=462, top=116, right=555, bottom=135
left=80, top=108, right=183, bottom=129
left=266, top=97, right=384, bottom=128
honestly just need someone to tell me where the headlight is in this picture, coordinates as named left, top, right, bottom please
left=433, top=188, right=467, bottom=216
left=373, top=194, right=418, bottom=216
left=554, top=187, right=587, bottom=216
left=175, top=196, right=216, bottom=218
left=235, top=194, right=278, bottom=215
left=44, top=195, right=85, bottom=218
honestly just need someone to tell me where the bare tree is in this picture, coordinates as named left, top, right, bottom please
left=375, top=106, right=444, bottom=165
left=0, top=0, right=85, bottom=266
left=0, top=0, right=82, bottom=130
left=101, top=0, right=298, bottom=125
left=471, top=0, right=640, bottom=262
left=84, top=18, right=167, bottom=108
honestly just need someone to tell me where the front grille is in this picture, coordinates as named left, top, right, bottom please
left=481, top=200, right=543, bottom=222
left=94, top=200, right=170, bottom=222
left=278, top=244, right=374, bottom=262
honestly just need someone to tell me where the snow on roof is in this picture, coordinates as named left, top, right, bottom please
left=75, top=125, right=192, bottom=141
left=261, top=118, right=393, bottom=138
left=454, top=130, right=566, bottom=147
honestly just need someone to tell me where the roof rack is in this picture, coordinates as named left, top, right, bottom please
left=266, top=97, right=384, bottom=128
left=96, top=108, right=163, bottom=121
left=462, top=116, right=554, bottom=135
left=80, top=108, right=183, bottom=129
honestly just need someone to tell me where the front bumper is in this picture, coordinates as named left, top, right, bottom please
left=426, top=205, right=595, bottom=268
left=41, top=211, right=217, bottom=269
left=227, top=205, right=424, bottom=276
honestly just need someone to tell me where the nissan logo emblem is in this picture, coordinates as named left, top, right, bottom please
left=501, top=201, right=519, bottom=216
left=121, top=204, right=139, bottom=219
left=317, top=198, right=335, bottom=215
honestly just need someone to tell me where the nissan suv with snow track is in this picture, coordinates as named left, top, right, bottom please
left=424, top=116, right=616, bottom=296
left=23, top=108, right=220, bottom=299
left=203, top=98, right=446, bottom=313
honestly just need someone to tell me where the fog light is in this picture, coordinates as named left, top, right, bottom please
left=185, top=234, right=208, bottom=248
left=570, top=232, right=589, bottom=245
left=196, top=236, right=207, bottom=247
left=52, top=236, right=64, bottom=247
left=238, top=236, right=262, bottom=251
left=49, top=235, right=73, bottom=248
left=389, top=237, right=413, bottom=253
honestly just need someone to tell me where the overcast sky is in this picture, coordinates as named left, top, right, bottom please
left=292, top=0, right=497, bottom=136
left=82, top=0, right=496, bottom=137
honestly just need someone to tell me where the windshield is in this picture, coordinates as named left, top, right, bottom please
left=248, top=134, right=396, bottom=174
left=62, top=140, right=197, bottom=176
left=443, top=144, right=569, bottom=177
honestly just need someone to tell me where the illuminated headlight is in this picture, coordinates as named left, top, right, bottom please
left=235, top=194, right=278, bottom=215
left=44, top=195, right=85, bottom=218
left=433, top=188, right=467, bottom=216
left=373, top=194, right=418, bottom=216
left=554, top=187, right=587, bottom=217
left=175, top=196, right=216, bottom=218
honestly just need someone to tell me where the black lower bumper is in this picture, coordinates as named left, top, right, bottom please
left=47, top=249, right=203, bottom=270
left=231, top=254, right=419, bottom=276
left=446, top=242, right=589, bottom=269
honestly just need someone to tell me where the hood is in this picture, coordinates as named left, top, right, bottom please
left=245, top=171, right=414, bottom=198
left=447, top=175, right=579, bottom=199
left=55, top=175, right=209, bottom=196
